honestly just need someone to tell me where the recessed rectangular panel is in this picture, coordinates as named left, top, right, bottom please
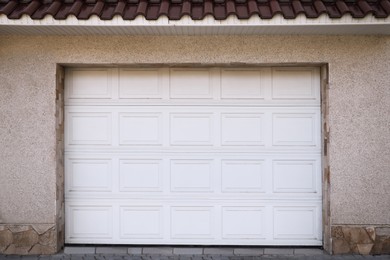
left=119, top=160, right=162, bottom=192
left=119, top=69, right=162, bottom=99
left=119, top=113, right=162, bottom=145
left=273, top=113, right=316, bottom=146
left=274, top=207, right=318, bottom=239
left=171, top=207, right=213, bottom=238
left=120, top=207, right=163, bottom=238
left=272, top=69, right=317, bottom=100
left=222, top=160, right=264, bottom=193
left=221, top=114, right=264, bottom=146
left=222, top=207, right=265, bottom=239
left=68, top=69, right=112, bottom=99
left=273, top=160, right=317, bottom=193
left=67, top=206, right=112, bottom=239
left=67, top=112, right=111, bottom=145
left=170, top=113, right=213, bottom=145
left=170, top=69, right=212, bottom=99
left=171, top=160, right=213, bottom=192
left=221, top=70, right=263, bottom=99
left=67, top=159, right=112, bottom=192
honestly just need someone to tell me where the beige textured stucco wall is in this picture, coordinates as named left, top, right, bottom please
left=0, top=35, right=389, bottom=228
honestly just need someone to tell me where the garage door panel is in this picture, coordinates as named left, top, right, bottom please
left=222, top=207, right=266, bottom=239
left=272, top=68, right=319, bottom=100
left=65, top=67, right=320, bottom=105
left=66, top=112, right=112, bottom=145
left=119, top=69, right=163, bottom=99
left=170, top=160, right=214, bottom=192
left=273, top=206, right=320, bottom=240
left=221, top=160, right=265, bottom=193
left=170, top=69, right=213, bottom=99
left=65, top=67, right=322, bottom=245
left=66, top=205, right=113, bottom=239
left=119, top=206, right=163, bottom=239
left=119, top=113, right=163, bottom=145
left=119, top=159, right=163, bottom=192
left=65, top=107, right=320, bottom=150
left=273, top=160, right=319, bottom=193
left=221, top=113, right=265, bottom=146
left=272, top=113, right=319, bottom=147
left=66, top=68, right=113, bottom=99
left=171, top=207, right=214, bottom=239
left=66, top=159, right=112, bottom=192
left=221, top=69, right=265, bottom=99
left=65, top=154, right=321, bottom=197
left=65, top=201, right=321, bottom=244
left=170, top=113, right=214, bottom=146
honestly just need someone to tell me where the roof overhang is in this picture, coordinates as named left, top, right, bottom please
left=1, top=13, right=389, bottom=35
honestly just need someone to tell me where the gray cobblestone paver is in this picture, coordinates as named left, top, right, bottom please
left=142, top=248, right=173, bottom=255
left=294, top=248, right=324, bottom=255
left=103, top=255, right=124, bottom=260
left=64, top=247, right=96, bottom=255
left=264, top=248, right=294, bottom=255
left=69, top=256, right=84, bottom=260
left=127, top=248, right=143, bottom=255
left=204, top=249, right=234, bottom=255
left=96, top=248, right=127, bottom=255
left=234, top=248, right=264, bottom=256
left=173, top=248, right=203, bottom=255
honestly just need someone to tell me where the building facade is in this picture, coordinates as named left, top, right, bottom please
left=0, top=0, right=389, bottom=256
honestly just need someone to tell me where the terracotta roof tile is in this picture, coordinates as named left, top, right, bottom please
left=0, top=0, right=389, bottom=20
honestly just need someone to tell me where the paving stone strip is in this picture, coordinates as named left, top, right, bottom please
left=1, top=247, right=389, bottom=260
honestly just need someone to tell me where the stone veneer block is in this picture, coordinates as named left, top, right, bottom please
left=0, top=225, right=57, bottom=255
left=331, top=225, right=390, bottom=255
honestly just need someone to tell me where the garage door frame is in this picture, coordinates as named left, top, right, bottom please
left=55, top=63, right=330, bottom=250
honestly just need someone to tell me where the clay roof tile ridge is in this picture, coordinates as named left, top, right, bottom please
left=291, top=0, right=305, bottom=16
left=269, top=0, right=282, bottom=17
left=20, top=0, right=41, bottom=18
left=0, top=0, right=18, bottom=15
left=90, top=0, right=105, bottom=17
left=159, top=0, right=170, bottom=16
left=380, top=0, right=390, bottom=14
left=357, top=0, right=374, bottom=16
left=226, top=0, right=236, bottom=16
left=181, top=0, right=191, bottom=16
left=247, top=0, right=259, bottom=17
left=68, top=0, right=83, bottom=17
left=136, top=0, right=148, bottom=17
left=313, top=0, right=327, bottom=16
left=203, top=0, right=214, bottom=16
left=335, top=0, right=351, bottom=16
left=44, top=0, right=62, bottom=17
left=113, top=0, right=126, bottom=16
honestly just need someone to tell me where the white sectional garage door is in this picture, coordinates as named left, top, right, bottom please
left=64, top=67, right=322, bottom=245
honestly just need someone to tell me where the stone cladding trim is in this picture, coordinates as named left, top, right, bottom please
left=331, top=225, right=390, bottom=255
left=0, top=224, right=57, bottom=254
left=55, top=65, right=66, bottom=254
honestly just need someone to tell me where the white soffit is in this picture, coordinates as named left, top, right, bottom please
left=0, top=13, right=389, bottom=35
